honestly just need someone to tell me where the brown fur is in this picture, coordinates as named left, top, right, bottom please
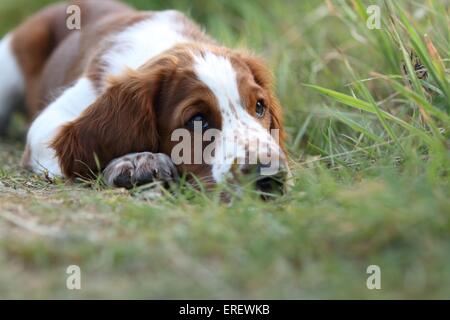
left=238, top=53, right=286, bottom=152
left=50, top=43, right=286, bottom=181
left=11, top=0, right=137, bottom=116
left=50, top=65, right=163, bottom=179
left=11, top=0, right=286, bottom=183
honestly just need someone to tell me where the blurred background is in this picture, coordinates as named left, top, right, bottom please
left=0, top=0, right=449, bottom=299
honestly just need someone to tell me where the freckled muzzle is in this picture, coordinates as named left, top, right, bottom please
left=191, top=50, right=289, bottom=197
left=216, top=128, right=290, bottom=199
left=240, top=162, right=290, bottom=199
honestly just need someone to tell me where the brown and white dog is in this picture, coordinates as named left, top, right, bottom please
left=0, top=0, right=288, bottom=193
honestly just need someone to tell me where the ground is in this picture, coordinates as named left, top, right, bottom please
left=0, top=0, right=449, bottom=299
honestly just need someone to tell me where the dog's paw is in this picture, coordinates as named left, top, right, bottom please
left=103, top=152, right=179, bottom=189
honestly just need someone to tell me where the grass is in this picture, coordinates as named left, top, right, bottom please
left=0, top=0, right=449, bottom=299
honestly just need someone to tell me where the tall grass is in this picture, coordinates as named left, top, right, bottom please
left=303, top=0, right=449, bottom=185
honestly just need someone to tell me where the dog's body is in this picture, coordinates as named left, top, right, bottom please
left=0, top=0, right=288, bottom=192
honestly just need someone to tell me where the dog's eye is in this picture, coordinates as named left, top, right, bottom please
left=256, top=100, right=266, bottom=118
left=186, top=114, right=209, bottom=130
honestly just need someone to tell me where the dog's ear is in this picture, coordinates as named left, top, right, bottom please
left=241, top=54, right=286, bottom=150
left=51, top=58, right=176, bottom=179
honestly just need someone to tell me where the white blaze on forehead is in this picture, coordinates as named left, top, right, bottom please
left=104, top=10, right=188, bottom=78
left=193, top=52, right=241, bottom=110
left=193, top=51, right=282, bottom=182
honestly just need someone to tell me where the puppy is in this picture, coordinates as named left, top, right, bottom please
left=0, top=0, right=288, bottom=193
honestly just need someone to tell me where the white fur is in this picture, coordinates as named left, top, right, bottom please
left=25, top=11, right=282, bottom=180
left=103, top=10, right=188, bottom=78
left=0, top=34, right=25, bottom=129
left=26, top=12, right=189, bottom=177
left=27, top=78, right=97, bottom=176
left=193, top=52, right=283, bottom=182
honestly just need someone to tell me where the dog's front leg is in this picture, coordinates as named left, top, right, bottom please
left=23, top=78, right=97, bottom=177
left=103, top=152, right=179, bottom=189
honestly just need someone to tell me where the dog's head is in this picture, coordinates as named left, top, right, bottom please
left=53, top=44, right=289, bottom=194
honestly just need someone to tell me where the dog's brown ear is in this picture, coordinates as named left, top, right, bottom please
left=241, top=54, right=286, bottom=150
left=51, top=59, right=175, bottom=179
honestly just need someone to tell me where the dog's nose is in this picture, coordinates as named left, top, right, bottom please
left=239, top=162, right=288, bottom=198
left=255, top=170, right=287, bottom=197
